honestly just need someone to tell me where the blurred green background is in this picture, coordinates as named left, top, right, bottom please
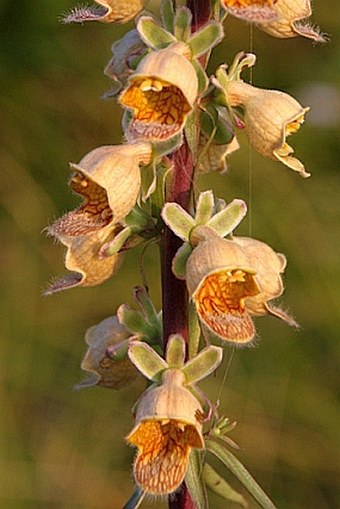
left=1, top=1, right=339, bottom=508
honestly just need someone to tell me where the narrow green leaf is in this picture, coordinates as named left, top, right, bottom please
left=140, top=160, right=157, bottom=202
left=174, top=7, right=192, bottom=42
left=117, top=304, right=158, bottom=341
left=166, top=334, right=186, bottom=368
left=195, top=191, right=214, bottom=225
left=137, top=16, right=176, bottom=50
left=152, top=132, right=183, bottom=157
left=100, top=227, right=133, bottom=257
left=185, top=109, right=199, bottom=160
left=205, top=438, right=278, bottom=509
left=188, top=301, right=201, bottom=359
left=128, top=342, right=168, bottom=382
left=122, top=486, right=145, bottom=509
left=134, top=287, right=162, bottom=338
left=185, top=450, right=209, bottom=509
left=161, top=203, right=195, bottom=241
left=207, top=199, right=247, bottom=237
left=182, top=346, right=223, bottom=385
left=192, top=60, right=209, bottom=95
left=106, top=338, right=130, bottom=362
left=213, top=107, right=234, bottom=144
left=161, top=0, right=175, bottom=33
left=203, top=463, right=248, bottom=508
left=188, top=21, right=224, bottom=58
left=172, top=241, right=192, bottom=279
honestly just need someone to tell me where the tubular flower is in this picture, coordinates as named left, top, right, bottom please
left=104, top=30, right=146, bottom=97
left=221, top=0, right=279, bottom=23
left=119, top=44, right=198, bottom=142
left=62, top=0, right=149, bottom=24
left=186, top=228, right=293, bottom=345
left=126, top=369, right=204, bottom=495
left=257, top=0, right=327, bottom=42
left=227, top=80, right=310, bottom=177
left=46, top=143, right=152, bottom=293
left=77, top=316, right=139, bottom=389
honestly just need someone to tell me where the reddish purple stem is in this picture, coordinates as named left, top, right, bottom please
left=161, top=3, right=211, bottom=508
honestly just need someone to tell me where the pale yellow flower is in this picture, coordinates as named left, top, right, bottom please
left=46, top=143, right=152, bottom=292
left=120, top=45, right=198, bottom=142
left=127, top=369, right=204, bottom=495
left=186, top=228, right=295, bottom=345
left=227, top=80, right=310, bottom=177
left=257, top=0, right=327, bottom=42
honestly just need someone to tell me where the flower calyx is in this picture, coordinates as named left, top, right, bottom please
left=161, top=192, right=247, bottom=279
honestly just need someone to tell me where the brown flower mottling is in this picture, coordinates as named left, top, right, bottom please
left=194, top=269, right=260, bottom=343
left=128, top=419, right=202, bottom=495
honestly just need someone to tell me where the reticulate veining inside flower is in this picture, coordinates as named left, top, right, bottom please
left=194, top=269, right=260, bottom=343
left=120, top=77, right=191, bottom=140
left=54, top=171, right=113, bottom=237
left=222, top=0, right=278, bottom=22
left=127, top=418, right=203, bottom=495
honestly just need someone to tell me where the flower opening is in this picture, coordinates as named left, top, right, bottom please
left=194, top=269, right=260, bottom=344
left=221, top=0, right=279, bottom=22
left=128, top=419, right=202, bottom=495
left=119, top=47, right=198, bottom=141
left=121, top=77, right=191, bottom=140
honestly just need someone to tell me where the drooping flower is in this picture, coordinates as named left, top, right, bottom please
left=226, top=80, right=310, bottom=177
left=186, top=228, right=295, bottom=345
left=76, top=316, right=139, bottom=389
left=119, top=44, right=198, bottom=142
left=46, top=143, right=152, bottom=293
left=62, top=0, right=148, bottom=24
left=221, top=0, right=279, bottom=23
left=257, top=0, right=327, bottom=42
left=126, top=369, right=204, bottom=495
